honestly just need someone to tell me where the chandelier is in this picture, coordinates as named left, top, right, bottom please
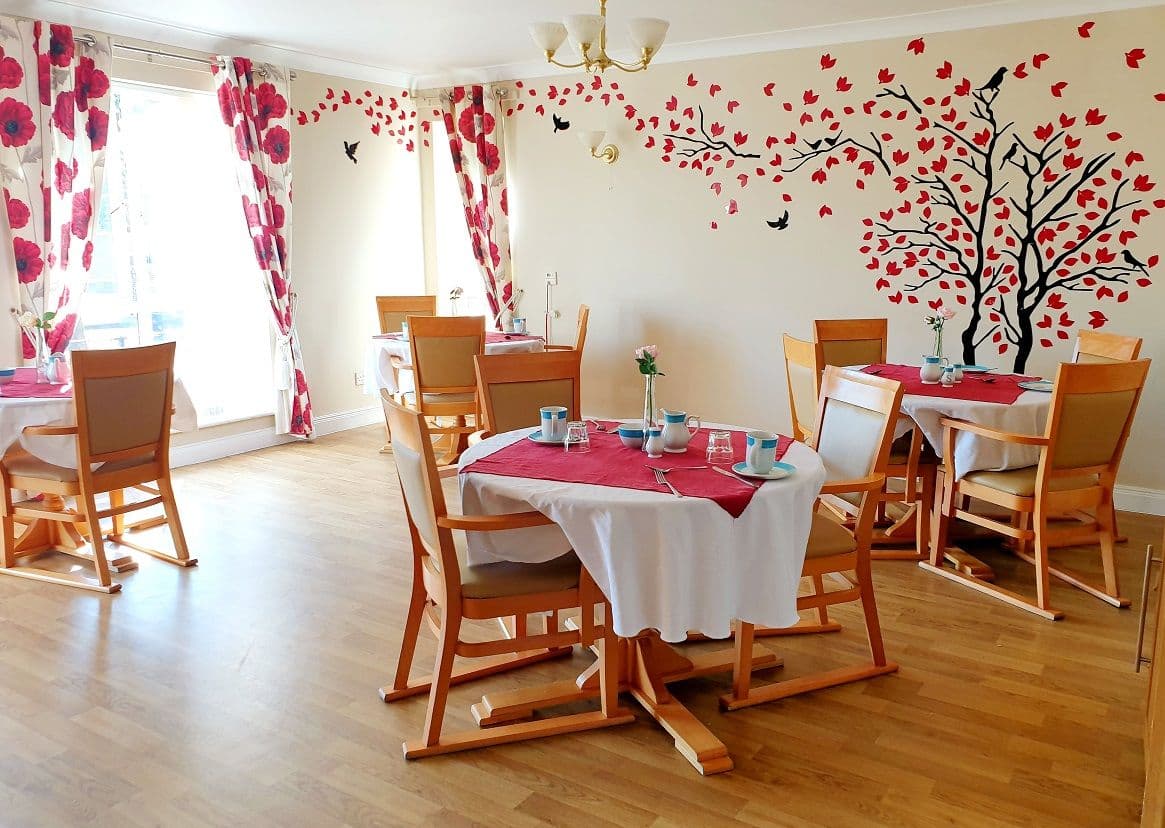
left=529, top=0, right=669, bottom=74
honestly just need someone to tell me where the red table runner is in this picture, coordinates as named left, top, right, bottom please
left=0, top=367, right=71, bottom=398
left=462, top=423, right=793, bottom=518
left=373, top=332, right=543, bottom=344
left=861, top=363, right=1036, bottom=405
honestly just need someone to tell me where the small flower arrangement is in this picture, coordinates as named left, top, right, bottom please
left=924, top=304, right=955, bottom=358
left=634, top=344, right=664, bottom=376
left=448, top=286, right=463, bottom=314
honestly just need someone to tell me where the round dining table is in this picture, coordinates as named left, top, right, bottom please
left=458, top=422, right=826, bottom=774
left=363, top=332, right=545, bottom=396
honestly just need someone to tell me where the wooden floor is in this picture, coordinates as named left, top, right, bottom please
left=0, top=424, right=1157, bottom=827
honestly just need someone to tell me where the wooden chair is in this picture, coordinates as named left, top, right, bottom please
left=811, top=318, right=934, bottom=560
left=376, top=295, right=437, bottom=405
left=378, top=396, right=633, bottom=758
left=782, top=334, right=819, bottom=444
left=722, top=366, right=904, bottom=710
left=473, top=350, right=582, bottom=444
left=1073, top=330, right=1142, bottom=363
left=405, top=315, right=485, bottom=466
left=376, top=294, right=436, bottom=335
left=924, top=359, right=1151, bottom=619
left=545, top=304, right=589, bottom=354
left=0, top=343, right=195, bottom=593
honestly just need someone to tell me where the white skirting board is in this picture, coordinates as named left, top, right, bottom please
left=168, top=406, right=382, bottom=469
left=1114, top=485, right=1165, bottom=518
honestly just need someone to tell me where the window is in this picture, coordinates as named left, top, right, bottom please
left=81, top=80, right=274, bottom=426
left=432, top=121, right=490, bottom=320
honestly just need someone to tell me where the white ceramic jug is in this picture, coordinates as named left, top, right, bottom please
left=920, top=355, right=947, bottom=384
left=659, top=409, right=701, bottom=453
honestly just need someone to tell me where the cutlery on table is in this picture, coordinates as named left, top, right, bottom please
left=713, top=466, right=760, bottom=488
left=655, top=465, right=709, bottom=473
left=652, top=467, right=683, bottom=498
left=587, top=418, right=612, bottom=433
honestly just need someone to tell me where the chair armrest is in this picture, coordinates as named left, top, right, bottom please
left=438, top=512, right=554, bottom=531
left=467, top=430, right=492, bottom=446
left=22, top=424, right=77, bottom=437
left=819, top=473, right=886, bottom=496
left=939, top=417, right=1048, bottom=446
left=543, top=344, right=574, bottom=351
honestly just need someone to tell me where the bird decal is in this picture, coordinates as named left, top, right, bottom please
left=766, top=210, right=790, bottom=230
left=552, top=113, right=570, bottom=133
left=343, top=140, right=359, bottom=164
left=978, top=66, right=1007, bottom=92
left=1123, top=250, right=1148, bottom=271
left=823, top=133, right=842, bottom=147
left=804, top=138, right=823, bottom=151
left=999, top=142, right=1018, bottom=169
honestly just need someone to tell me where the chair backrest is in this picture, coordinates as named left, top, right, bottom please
left=811, top=366, right=904, bottom=511
left=814, top=318, right=888, bottom=369
left=381, top=393, right=459, bottom=600
left=407, top=315, right=486, bottom=400
left=574, top=305, right=590, bottom=352
left=71, top=343, right=175, bottom=468
left=376, top=295, right=436, bottom=335
left=1072, top=330, right=1143, bottom=364
left=475, top=350, right=582, bottom=435
left=1040, top=360, right=1150, bottom=480
left=782, top=334, right=822, bottom=442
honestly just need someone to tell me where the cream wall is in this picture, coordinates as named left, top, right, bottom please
left=504, top=7, right=1165, bottom=495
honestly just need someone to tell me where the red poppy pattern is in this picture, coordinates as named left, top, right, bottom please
left=212, top=57, right=312, bottom=438
left=442, top=85, right=512, bottom=327
left=0, top=19, right=111, bottom=356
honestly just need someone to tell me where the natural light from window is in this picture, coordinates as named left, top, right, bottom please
left=83, top=80, right=274, bottom=426
left=432, top=121, right=489, bottom=321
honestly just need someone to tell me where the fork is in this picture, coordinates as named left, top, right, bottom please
left=713, top=466, right=760, bottom=488
left=652, top=467, right=684, bottom=498
left=587, top=418, right=611, bottom=433
left=655, top=465, right=709, bottom=473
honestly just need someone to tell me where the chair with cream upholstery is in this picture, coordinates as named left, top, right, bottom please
left=722, top=366, right=904, bottom=710
left=405, top=314, right=485, bottom=466
left=1073, top=330, right=1142, bottom=364
left=782, top=334, right=819, bottom=444
left=810, top=319, right=934, bottom=560
left=924, top=359, right=1151, bottom=619
left=545, top=304, right=589, bottom=355
left=473, top=350, right=582, bottom=444
left=379, top=397, right=633, bottom=758
left=0, top=343, right=195, bottom=593
left=375, top=295, right=436, bottom=404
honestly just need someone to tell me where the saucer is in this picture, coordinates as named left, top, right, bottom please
left=731, top=461, right=794, bottom=480
left=1018, top=379, right=1054, bottom=392
left=960, top=364, right=994, bottom=373
left=527, top=430, right=566, bottom=445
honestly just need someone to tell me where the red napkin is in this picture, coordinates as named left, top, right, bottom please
left=462, top=423, right=793, bottom=518
left=0, top=367, right=71, bottom=399
left=861, top=363, right=1036, bottom=405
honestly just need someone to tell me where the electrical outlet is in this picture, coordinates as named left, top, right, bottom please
left=545, top=271, right=558, bottom=285
left=353, top=370, right=364, bottom=388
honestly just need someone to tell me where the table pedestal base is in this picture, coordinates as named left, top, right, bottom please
left=471, top=633, right=780, bottom=775
left=9, top=494, right=139, bottom=588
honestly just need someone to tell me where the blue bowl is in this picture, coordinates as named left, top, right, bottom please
left=617, top=424, right=644, bottom=448
left=0, top=368, right=15, bottom=384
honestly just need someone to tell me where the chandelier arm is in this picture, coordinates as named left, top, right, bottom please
left=604, top=55, right=649, bottom=72
left=548, top=56, right=590, bottom=70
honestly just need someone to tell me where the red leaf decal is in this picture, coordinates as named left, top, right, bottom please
left=836, top=76, right=852, bottom=92
left=763, top=82, right=775, bottom=97
left=936, top=61, right=952, bottom=80
left=1133, top=174, right=1156, bottom=192
left=1013, top=62, right=1028, bottom=79
left=727, top=100, right=740, bottom=113
left=878, top=67, right=895, bottom=84
left=733, top=131, right=748, bottom=146
left=803, top=89, right=819, bottom=105
left=1078, top=21, right=1094, bottom=38
left=906, top=38, right=925, bottom=55
left=1085, top=107, right=1106, bottom=126
left=687, top=73, right=698, bottom=87
left=1034, top=122, right=1054, bottom=141
left=1051, top=81, right=1067, bottom=97
left=709, top=83, right=722, bottom=97
left=1033, top=53, right=1050, bottom=69
left=819, top=204, right=833, bottom=218
left=1125, top=48, right=1146, bottom=68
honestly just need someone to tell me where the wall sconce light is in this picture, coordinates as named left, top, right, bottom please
left=578, top=129, right=619, bottom=164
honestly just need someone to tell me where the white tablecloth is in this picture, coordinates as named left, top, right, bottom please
left=458, top=424, right=827, bottom=643
left=3, top=378, right=197, bottom=468
left=364, top=335, right=545, bottom=395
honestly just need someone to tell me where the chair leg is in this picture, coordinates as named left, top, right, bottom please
left=598, top=623, right=620, bottom=717
left=811, top=575, right=830, bottom=626
left=856, top=556, right=889, bottom=668
left=109, top=490, right=126, bottom=535
left=420, top=613, right=461, bottom=749
left=1032, top=512, right=1053, bottom=613
left=1097, top=495, right=1122, bottom=601
left=916, top=464, right=936, bottom=561
left=385, top=577, right=427, bottom=700
left=82, top=493, right=114, bottom=589
left=1, top=513, right=15, bottom=569
left=157, top=477, right=194, bottom=564
left=731, top=622, right=755, bottom=702
left=928, top=470, right=955, bottom=567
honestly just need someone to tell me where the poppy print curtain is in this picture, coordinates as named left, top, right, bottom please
left=0, top=19, right=111, bottom=357
left=441, top=85, right=512, bottom=329
left=212, top=57, right=312, bottom=438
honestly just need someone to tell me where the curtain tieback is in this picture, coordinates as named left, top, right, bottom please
left=273, top=331, right=296, bottom=391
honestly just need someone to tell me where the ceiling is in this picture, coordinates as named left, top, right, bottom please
left=8, top=0, right=1162, bottom=87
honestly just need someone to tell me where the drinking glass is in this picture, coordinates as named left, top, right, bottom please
left=563, top=420, right=591, bottom=453
left=706, top=430, right=734, bottom=465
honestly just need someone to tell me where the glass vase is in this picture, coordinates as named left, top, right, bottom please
left=32, top=328, right=48, bottom=382
left=641, top=373, right=656, bottom=450
left=932, top=327, right=944, bottom=360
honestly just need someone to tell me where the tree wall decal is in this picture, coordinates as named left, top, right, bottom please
left=511, top=19, right=1162, bottom=370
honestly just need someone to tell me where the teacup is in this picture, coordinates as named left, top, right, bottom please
left=616, top=423, right=644, bottom=449
left=746, top=430, right=779, bottom=475
left=540, top=406, right=568, bottom=441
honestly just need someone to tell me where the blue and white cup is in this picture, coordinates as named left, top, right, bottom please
left=540, top=406, right=568, bottom=441
left=746, top=430, right=779, bottom=475
left=511, top=317, right=527, bottom=335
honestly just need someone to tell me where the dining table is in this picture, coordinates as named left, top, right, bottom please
left=854, top=363, right=1054, bottom=575
left=458, top=420, right=826, bottom=774
left=0, top=368, right=197, bottom=567
left=363, top=331, right=545, bottom=396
